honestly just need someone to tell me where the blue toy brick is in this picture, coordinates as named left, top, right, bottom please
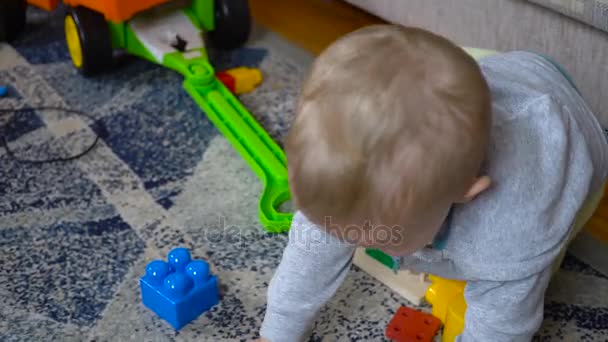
left=140, top=247, right=219, bottom=330
left=0, top=86, right=7, bottom=97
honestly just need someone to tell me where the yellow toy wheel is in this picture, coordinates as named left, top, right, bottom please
left=65, top=14, right=83, bottom=69
left=64, top=7, right=113, bottom=76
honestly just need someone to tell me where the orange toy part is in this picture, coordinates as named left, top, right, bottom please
left=27, top=0, right=60, bottom=11
left=62, top=0, right=171, bottom=22
left=385, top=306, right=442, bottom=342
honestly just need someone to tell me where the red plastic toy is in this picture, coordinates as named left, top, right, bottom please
left=216, top=67, right=262, bottom=95
left=385, top=306, right=442, bottom=342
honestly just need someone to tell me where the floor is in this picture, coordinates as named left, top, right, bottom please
left=249, top=0, right=608, bottom=246
left=249, top=0, right=384, bottom=55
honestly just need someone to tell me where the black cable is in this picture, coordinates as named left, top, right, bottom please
left=0, top=106, right=107, bottom=164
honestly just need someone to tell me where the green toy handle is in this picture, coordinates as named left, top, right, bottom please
left=164, top=51, right=293, bottom=232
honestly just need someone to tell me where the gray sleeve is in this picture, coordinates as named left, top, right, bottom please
left=457, top=267, right=553, bottom=342
left=260, top=212, right=356, bottom=342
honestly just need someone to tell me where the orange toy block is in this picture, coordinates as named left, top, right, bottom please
left=385, top=306, right=442, bottom=342
left=63, top=0, right=170, bottom=22
left=27, top=0, right=170, bottom=21
left=27, top=0, right=60, bottom=11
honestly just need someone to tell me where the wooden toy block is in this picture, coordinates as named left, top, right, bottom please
left=353, top=248, right=431, bottom=306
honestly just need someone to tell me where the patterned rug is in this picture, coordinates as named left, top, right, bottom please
left=1, top=6, right=607, bottom=342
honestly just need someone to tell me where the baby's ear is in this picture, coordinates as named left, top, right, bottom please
left=458, top=176, right=491, bottom=203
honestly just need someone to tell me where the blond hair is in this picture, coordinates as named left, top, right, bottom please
left=286, top=25, right=491, bottom=235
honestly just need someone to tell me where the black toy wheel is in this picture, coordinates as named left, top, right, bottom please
left=64, top=7, right=113, bottom=76
left=0, top=0, right=27, bottom=42
left=208, top=0, right=251, bottom=50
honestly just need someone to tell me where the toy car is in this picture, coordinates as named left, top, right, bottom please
left=1, top=0, right=250, bottom=74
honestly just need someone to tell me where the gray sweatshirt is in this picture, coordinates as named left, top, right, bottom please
left=260, top=51, right=608, bottom=342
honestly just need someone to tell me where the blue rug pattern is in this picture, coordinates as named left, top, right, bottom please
left=0, top=7, right=607, bottom=342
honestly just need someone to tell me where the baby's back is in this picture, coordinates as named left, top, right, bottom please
left=411, top=51, right=608, bottom=282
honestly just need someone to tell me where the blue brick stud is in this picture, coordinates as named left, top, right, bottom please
left=140, top=248, right=219, bottom=330
left=168, top=247, right=191, bottom=272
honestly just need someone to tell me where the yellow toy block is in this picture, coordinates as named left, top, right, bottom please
left=425, top=276, right=466, bottom=342
left=225, top=67, right=263, bottom=95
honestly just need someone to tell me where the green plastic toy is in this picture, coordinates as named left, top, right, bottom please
left=164, top=52, right=292, bottom=232
left=109, top=2, right=294, bottom=233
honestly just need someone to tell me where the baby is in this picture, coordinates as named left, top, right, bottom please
left=257, top=25, right=608, bottom=341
